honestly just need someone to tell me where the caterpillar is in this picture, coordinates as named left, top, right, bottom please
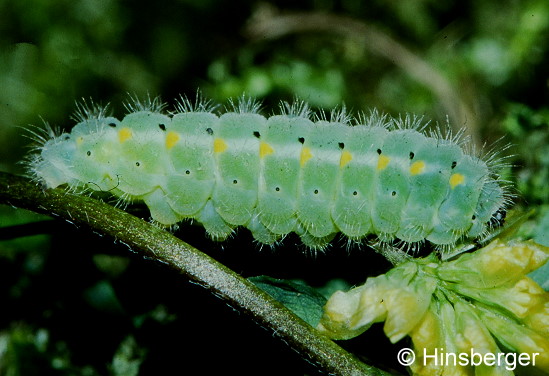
left=26, top=95, right=510, bottom=251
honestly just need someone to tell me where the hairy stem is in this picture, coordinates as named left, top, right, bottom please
left=0, top=171, right=392, bottom=376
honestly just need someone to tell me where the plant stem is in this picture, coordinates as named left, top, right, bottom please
left=0, top=171, right=392, bottom=376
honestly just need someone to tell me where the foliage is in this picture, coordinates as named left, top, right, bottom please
left=318, top=239, right=549, bottom=375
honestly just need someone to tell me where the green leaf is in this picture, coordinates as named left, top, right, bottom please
left=249, top=276, right=327, bottom=327
left=529, top=208, right=549, bottom=290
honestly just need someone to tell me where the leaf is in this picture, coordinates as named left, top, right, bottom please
left=529, top=208, right=549, bottom=290
left=249, top=276, right=327, bottom=327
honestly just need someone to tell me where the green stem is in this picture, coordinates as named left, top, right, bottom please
left=0, top=171, right=392, bottom=376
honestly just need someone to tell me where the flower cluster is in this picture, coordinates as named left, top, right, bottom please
left=317, top=239, right=549, bottom=375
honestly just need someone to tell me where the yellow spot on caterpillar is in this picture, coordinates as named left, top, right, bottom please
left=377, top=155, right=390, bottom=171
left=449, top=173, right=465, bottom=189
left=214, top=138, right=227, bottom=153
left=76, top=136, right=84, bottom=145
left=118, top=128, right=132, bottom=143
left=259, top=142, right=274, bottom=158
left=300, top=147, right=313, bottom=166
left=166, top=131, right=180, bottom=149
left=410, top=161, right=425, bottom=175
left=340, top=151, right=353, bottom=168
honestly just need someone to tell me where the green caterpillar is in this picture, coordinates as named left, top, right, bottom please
left=26, top=96, right=510, bottom=251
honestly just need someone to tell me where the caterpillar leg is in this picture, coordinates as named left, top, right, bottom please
left=196, top=200, right=234, bottom=241
left=247, top=212, right=282, bottom=246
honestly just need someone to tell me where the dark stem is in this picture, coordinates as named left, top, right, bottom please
left=0, top=171, right=392, bottom=376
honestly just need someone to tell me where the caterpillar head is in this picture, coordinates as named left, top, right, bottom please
left=468, top=179, right=508, bottom=238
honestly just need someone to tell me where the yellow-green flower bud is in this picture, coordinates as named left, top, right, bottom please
left=317, top=275, right=390, bottom=340
left=453, top=299, right=499, bottom=355
left=383, top=274, right=437, bottom=343
left=447, top=276, right=547, bottom=319
left=477, top=306, right=549, bottom=372
left=409, top=301, right=444, bottom=375
left=452, top=300, right=515, bottom=375
left=318, top=261, right=437, bottom=342
left=437, top=240, right=549, bottom=289
left=522, top=300, right=549, bottom=336
left=318, top=239, right=549, bottom=375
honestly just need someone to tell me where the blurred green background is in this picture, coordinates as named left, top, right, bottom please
left=1, top=0, right=549, bottom=375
